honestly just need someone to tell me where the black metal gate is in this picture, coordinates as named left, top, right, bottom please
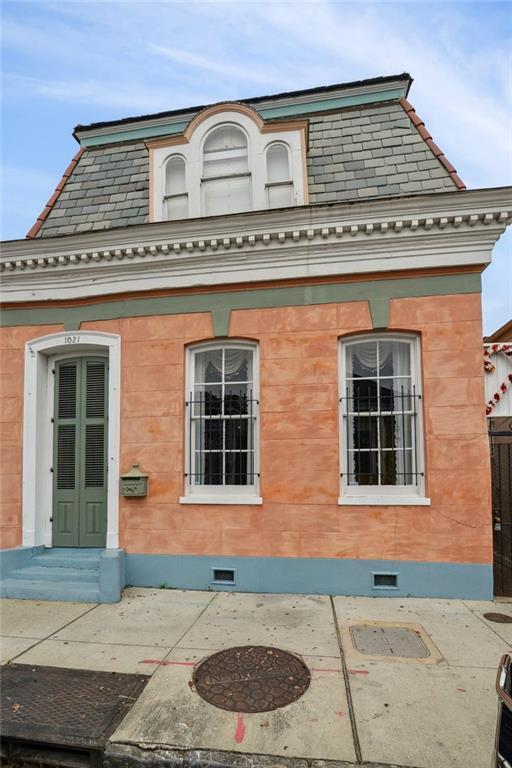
left=490, top=417, right=512, bottom=597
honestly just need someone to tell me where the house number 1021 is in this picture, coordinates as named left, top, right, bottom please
left=64, top=335, right=80, bottom=344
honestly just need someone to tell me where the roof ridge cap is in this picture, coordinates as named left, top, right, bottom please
left=399, top=97, right=465, bottom=191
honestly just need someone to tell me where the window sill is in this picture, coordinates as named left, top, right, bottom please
left=338, top=496, right=431, bottom=506
left=179, top=495, right=263, bottom=506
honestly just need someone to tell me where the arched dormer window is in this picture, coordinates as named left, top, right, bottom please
left=164, top=155, right=188, bottom=220
left=202, top=125, right=252, bottom=216
left=149, top=104, right=308, bottom=221
left=266, top=142, right=294, bottom=208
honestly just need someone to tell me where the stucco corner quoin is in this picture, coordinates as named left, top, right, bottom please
left=22, top=331, right=121, bottom=550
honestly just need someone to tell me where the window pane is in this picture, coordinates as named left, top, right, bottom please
left=348, top=450, right=378, bottom=486
left=267, top=144, right=290, bottom=182
left=224, top=385, right=249, bottom=415
left=347, top=342, right=378, bottom=378
left=193, top=384, right=222, bottom=416
left=380, top=378, right=413, bottom=411
left=225, top=348, right=252, bottom=382
left=203, top=126, right=248, bottom=178
left=195, top=420, right=223, bottom=451
left=195, top=350, right=222, bottom=383
left=225, top=419, right=248, bottom=450
left=349, top=379, right=378, bottom=412
left=379, top=341, right=411, bottom=376
left=225, top=452, right=248, bottom=485
left=348, top=415, right=378, bottom=450
left=380, top=415, right=412, bottom=449
left=267, top=183, right=294, bottom=208
left=164, top=194, right=188, bottom=220
left=204, top=126, right=247, bottom=153
left=165, top=156, right=186, bottom=194
left=202, top=452, right=223, bottom=485
left=203, top=175, right=252, bottom=216
left=381, top=449, right=413, bottom=486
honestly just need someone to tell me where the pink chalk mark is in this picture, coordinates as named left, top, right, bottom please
left=335, top=711, right=347, bottom=717
left=457, top=688, right=467, bottom=693
left=235, top=713, right=246, bottom=743
left=348, top=669, right=369, bottom=675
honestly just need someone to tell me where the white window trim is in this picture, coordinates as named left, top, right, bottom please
left=22, top=331, right=121, bottom=549
left=338, top=333, right=430, bottom=507
left=152, top=110, right=306, bottom=221
left=180, top=340, right=261, bottom=505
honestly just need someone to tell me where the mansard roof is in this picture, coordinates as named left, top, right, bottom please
left=27, top=74, right=463, bottom=239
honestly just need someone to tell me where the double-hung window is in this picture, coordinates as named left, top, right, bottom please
left=339, top=334, right=429, bottom=505
left=181, top=342, right=261, bottom=505
left=202, top=125, right=252, bottom=216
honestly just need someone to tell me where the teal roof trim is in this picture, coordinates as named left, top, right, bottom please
left=78, top=85, right=408, bottom=148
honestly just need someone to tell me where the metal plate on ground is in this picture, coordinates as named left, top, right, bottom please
left=484, top=612, right=512, bottom=624
left=350, top=624, right=430, bottom=659
left=192, top=645, right=311, bottom=713
left=0, top=664, right=148, bottom=749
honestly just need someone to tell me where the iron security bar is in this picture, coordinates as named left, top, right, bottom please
left=185, top=389, right=258, bottom=486
left=340, top=384, right=422, bottom=486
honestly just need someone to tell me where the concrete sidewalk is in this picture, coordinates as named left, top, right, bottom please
left=1, top=589, right=511, bottom=768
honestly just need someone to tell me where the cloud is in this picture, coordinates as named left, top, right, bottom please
left=147, top=43, right=292, bottom=88
left=2, top=73, right=210, bottom=113
left=1, top=166, right=57, bottom=241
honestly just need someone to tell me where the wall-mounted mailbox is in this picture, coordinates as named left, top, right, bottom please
left=120, top=464, right=149, bottom=497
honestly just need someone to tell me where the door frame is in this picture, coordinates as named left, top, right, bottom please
left=22, top=331, right=121, bottom=549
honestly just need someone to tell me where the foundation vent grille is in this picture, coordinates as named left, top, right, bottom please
left=373, top=572, right=398, bottom=589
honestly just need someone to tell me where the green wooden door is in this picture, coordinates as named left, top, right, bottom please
left=52, top=357, right=108, bottom=547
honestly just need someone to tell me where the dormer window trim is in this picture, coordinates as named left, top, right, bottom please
left=147, top=104, right=308, bottom=222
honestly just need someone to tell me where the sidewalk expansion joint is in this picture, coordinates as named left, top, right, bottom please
left=329, top=595, right=362, bottom=764
left=7, top=601, right=101, bottom=664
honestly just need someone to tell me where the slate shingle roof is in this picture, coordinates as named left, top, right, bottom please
left=32, top=98, right=461, bottom=238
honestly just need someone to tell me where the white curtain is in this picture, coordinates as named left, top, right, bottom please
left=194, top=348, right=252, bottom=383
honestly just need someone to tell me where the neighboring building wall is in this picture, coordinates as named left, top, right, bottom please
left=0, top=325, right=63, bottom=548
left=0, top=293, right=491, bottom=571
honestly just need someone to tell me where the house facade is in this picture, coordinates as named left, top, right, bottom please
left=1, top=74, right=511, bottom=602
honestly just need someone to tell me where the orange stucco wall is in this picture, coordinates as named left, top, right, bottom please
left=0, top=325, right=63, bottom=548
left=0, top=292, right=492, bottom=565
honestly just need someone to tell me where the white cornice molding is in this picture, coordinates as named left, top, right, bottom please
left=2, top=188, right=510, bottom=303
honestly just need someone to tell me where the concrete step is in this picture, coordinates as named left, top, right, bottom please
left=8, top=566, right=99, bottom=584
left=33, top=553, right=100, bottom=570
left=0, top=579, right=101, bottom=603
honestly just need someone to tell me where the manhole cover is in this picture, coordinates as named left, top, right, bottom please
left=484, top=612, right=512, bottom=624
left=350, top=624, right=430, bottom=659
left=192, top=645, right=311, bottom=713
left=0, top=664, right=148, bottom=748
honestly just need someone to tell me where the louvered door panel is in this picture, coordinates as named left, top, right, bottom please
left=79, top=358, right=108, bottom=547
left=52, top=361, right=80, bottom=546
left=53, top=357, right=108, bottom=548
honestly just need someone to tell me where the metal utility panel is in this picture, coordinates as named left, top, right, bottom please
left=350, top=624, right=430, bottom=659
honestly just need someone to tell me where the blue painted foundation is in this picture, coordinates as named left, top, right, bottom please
left=0, top=547, right=125, bottom=603
left=0, top=548, right=493, bottom=601
left=125, top=554, right=494, bottom=600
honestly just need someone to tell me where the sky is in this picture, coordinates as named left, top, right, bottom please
left=1, top=0, right=511, bottom=334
